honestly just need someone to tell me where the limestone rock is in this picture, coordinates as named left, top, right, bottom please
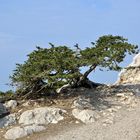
left=72, top=97, right=94, bottom=110
left=129, top=53, right=140, bottom=67
left=0, top=113, right=16, bottom=128
left=22, top=100, right=39, bottom=107
left=19, top=107, right=66, bottom=125
left=116, top=53, right=140, bottom=84
left=115, top=92, right=137, bottom=107
left=4, top=125, right=46, bottom=140
left=72, top=109, right=100, bottom=124
left=4, top=100, right=18, bottom=109
left=5, top=127, right=27, bottom=140
left=102, top=117, right=114, bottom=125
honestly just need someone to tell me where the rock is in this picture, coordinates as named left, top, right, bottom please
left=4, top=127, right=27, bottom=140
left=116, top=93, right=126, bottom=98
left=0, top=103, right=9, bottom=118
left=22, top=101, right=31, bottom=107
left=107, top=108, right=118, bottom=113
left=24, top=125, right=46, bottom=134
left=4, top=125, right=46, bottom=140
left=0, top=113, right=17, bottom=128
left=116, top=53, right=140, bottom=84
left=115, top=92, right=137, bottom=106
left=129, top=53, right=140, bottom=67
left=19, top=107, right=66, bottom=125
left=72, top=97, right=94, bottom=110
left=4, top=100, right=18, bottom=109
left=102, top=118, right=114, bottom=125
left=72, top=109, right=100, bottom=124
left=75, top=121, right=80, bottom=124
left=22, top=100, right=37, bottom=107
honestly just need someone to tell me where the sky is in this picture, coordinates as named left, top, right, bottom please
left=0, top=0, right=140, bottom=91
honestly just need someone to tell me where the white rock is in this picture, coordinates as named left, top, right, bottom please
left=4, top=125, right=45, bottom=140
left=116, top=93, right=125, bottom=98
left=72, top=109, right=100, bottom=124
left=4, top=127, right=27, bottom=140
left=5, top=100, right=18, bottom=109
left=107, top=108, right=118, bottom=113
left=102, top=119, right=114, bottom=125
left=0, top=113, right=16, bottom=128
left=22, top=101, right=30, bottom=107
left=75, top=121, right=80, bottom=124
left=129, top=53, right=140, bottom=67
left=24, top=125, right=46, bottom=134
left=116, top=53, right=140, bottom=84
left=19, top=107, right=66, bottom=125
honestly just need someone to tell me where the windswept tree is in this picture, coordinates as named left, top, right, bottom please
left=77, top=35, right=139, bottom=86
left=11, top=45, right=81, bottom=97
left=10, top=35, right=139, bottom=98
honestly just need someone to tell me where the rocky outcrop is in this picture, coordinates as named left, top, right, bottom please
left=4, top=100, right=18, bottom=109
left=0, top=113, right=16, bottom=128
left=72, top=109, right=100, bottom=123
left=19, top=107, right=66, bottom=125
left=0, top=106, right=66, bottom=139
left=0, top=101, right=67, bottom=139
left=116, top=53, right=140, bottom=84
left=71, top=97, right=101, bottom=123
left=4, top=125, right=46, bottom=140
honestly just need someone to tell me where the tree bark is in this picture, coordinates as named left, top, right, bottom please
left=72, top=64, right=97, bottom=88
left=82, top=64, right=97, bottom=80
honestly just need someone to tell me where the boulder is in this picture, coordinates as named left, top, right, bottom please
left=0, top=113, right=16, bottom=128
left=116, top=53, right=140, bottom=84
left=72, top=97, right=94, bottom=110
left=4, top=125, right=46, bottom=140
left=4, top=100, right=18, bottom=109
left=19, top=107, right=66, bottom=125
left=72, top=109, right=100, bottom=124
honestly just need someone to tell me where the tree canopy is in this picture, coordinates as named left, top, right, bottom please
left=10, top=35, right=139, bottom=98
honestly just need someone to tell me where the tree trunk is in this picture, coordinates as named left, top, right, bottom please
left=82, top=64, right=97, bottom=80
left=72, top=64, right=98, bottom=88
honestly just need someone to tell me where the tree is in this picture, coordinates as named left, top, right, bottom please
left=76, top=35, right=139, bottom=86
left=10, top=45, right=81, bottom=98
left=10, top=35, right=139, bottom=98
left=0, top=90, right=14, bottom=101
left=0, top=91, right=4, bottom=97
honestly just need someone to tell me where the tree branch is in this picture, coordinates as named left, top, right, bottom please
left=83, top=64, right=97, bottom=79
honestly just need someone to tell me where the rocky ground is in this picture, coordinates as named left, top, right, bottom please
left=36, top=103, right=140, bottom=140
left=1, top=84, right=140, bottom=140
left=30, top=96, right=140, bottom=140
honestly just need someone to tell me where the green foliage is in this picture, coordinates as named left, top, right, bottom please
left=5, top=90, right=14, bottom=95
left=11, top=45, right=81, bottom=93
left=10, top=35, right=139, bottom=96
left=0, top=91, right=4, bottom=97
left=0, top=90, right=14, bottom=99
left=81, top=35, right=139, bottom=71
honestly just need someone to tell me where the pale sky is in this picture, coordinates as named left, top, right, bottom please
left=0, top=0, right=140, bottom=91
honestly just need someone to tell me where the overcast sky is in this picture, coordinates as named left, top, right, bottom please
left=0, top=0, right=140, bottom=91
